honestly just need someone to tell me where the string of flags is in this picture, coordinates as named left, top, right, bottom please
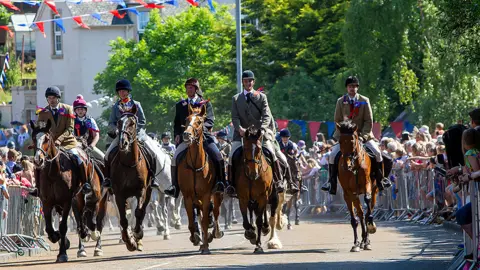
left=0, top=53, right=10, bottom=90
left=0, top=0, right=215, bottom=38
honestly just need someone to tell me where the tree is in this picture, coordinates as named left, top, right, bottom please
left=94, top=7, right=236, bottom=132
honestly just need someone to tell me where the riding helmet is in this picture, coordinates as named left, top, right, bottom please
left=184, top=78, right=203, bottom=97
left=345, top=76, right=359, bottom=87
left=45, top=86, right=61, bottom=98
left=279, top=129, right=291, bottom=138
left=147, top=132, right=157, bottom=140
left=116, top=79, right=132, bottom=92
left=161, top=131, right=171, bottom=140
left=242, top=70, right=255, bottom=80
left=216, top=131, right=227, bottom=140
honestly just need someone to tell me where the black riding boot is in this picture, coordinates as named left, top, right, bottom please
left=273, top=159, right=286, bottom=193
left=285, top=164, right=299, bottom=195
left=321, top=164, right=337, bottom=195
left=74, top=159, right=91, bottom=195
left=226, top=164, right=236, bottom=196
left=212, top=160, right=226, bottom=194
left=375, top=161, right=392, bottom=191
left=102, top=160, right=112, bottom=188
left=164, top=166, right=180, bottom=198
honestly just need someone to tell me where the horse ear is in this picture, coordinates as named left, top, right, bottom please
left=200, top=104, right=207, bottom=117
left=45, top=119, right=52, bottom=131
left=29, top=120, right=36, bottom=130
left=188, top=104, right=193, bottom=115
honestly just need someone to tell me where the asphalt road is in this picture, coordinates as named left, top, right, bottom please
left=1, top=216, right=462, bottom=270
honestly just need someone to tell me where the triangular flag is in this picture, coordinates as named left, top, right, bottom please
left=24, top=1, right=40, bottom=6
left=186, top=0, right=198, bottom=6
left=44, top=0, right=59, bottom=15
left=72, top=16, right=90, bottom=29
left=207, top=0, right=215, bottom=12
left=5, top=53, right=9, bottom=69
left=0, top=26, right=13, bottom=38
left=390, top=122, right=404, bottom=138
left=125, top=7, right=139, bottom=15
left=144, top=3, right=164, bottom=9
left=110, top=10, right=126, bottom=19
left=325, top=121, right=335, bottom=138
left=135, top=0, right=146, bottom=5
left=91, top=13, right=108, bottom=24
left=66, top=0, right=83, bottom=4
left=35, top=22, right=46, bottom=38
left=276, top=119, right=289, bottom=131
left=257, top=86, right=264, bottom=92
left=53, top=18, right=66, bottom=33
left=0, top=0, right=20, bottom=11
left=373, top=122, right=382, bottom=140
left=308, top=122, right=321, bottom=143
left=291, top=120, right=307, bottom=138
left=165, top=0, right=178, bottom=7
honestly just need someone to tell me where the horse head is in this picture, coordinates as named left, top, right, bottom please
left=337, top=120, right=359, bottom=172
left=183, top=104, right=206, bottom=145
left=117, top=104, right=138, bottom=152
left=243, top=126, right=264, bottom=180
left=30, top=119, right=53, bottom=168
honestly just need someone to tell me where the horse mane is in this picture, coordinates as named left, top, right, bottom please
left=338, top=120, right=357, bottom=135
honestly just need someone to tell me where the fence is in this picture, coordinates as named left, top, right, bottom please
left=0, top=185, right=49, bottom=256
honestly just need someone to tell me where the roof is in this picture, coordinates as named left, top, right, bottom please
left=11, top=14, right=35, bottom=32
left=68, top=3, right=134, bottom=27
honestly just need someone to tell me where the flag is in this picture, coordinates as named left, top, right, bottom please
left=110, top=10, right=126, bottom=19
left=165, top=0, right=178, bottom=7
left=0, top=0, right=20, bottom=11
left=24, top=1, right=41, bottom=6
left=308, top=122, right=321, bottom=143
left=91, top=13, right=108, bottom=24
left=207, top=0, right=215, bottom=12
left=404, top=121, right=414, bottom=133
left=53, top=18, right=66, bottom=33
left=125, top=7, right=139, bottom=15
left=276, top=119, right=289, bottom=131
left=44, top=0, right=59, bottom=15
left=186, top=0, right=198, bottom=6
left=72, top=16, right=90, bottom=29
left=390, top=122, right=404, bottom=138
left=291, top=120, right=307, bottom=139
left=0, top=26, right=12, bottom=38
left=144, top=3, right=164, bottom=9
left=4, top=53, right=9, bottom=70
left=325, top=121, right=335, bottom=139
left=35, top=22, right=46, bottom=38
left=67, top=0, right=83, bottom=4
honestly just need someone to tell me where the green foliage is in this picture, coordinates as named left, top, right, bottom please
left=94, top=7, right=236, bottom=132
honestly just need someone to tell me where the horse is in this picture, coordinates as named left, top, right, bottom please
left=30, top=119, right=97, bottom=262
left=108, top=105, right=152, bottom=252
left=233, top=126, right=285, bottom=253
left=336, top=121, right=378, bottom=252
left=283, top=152, right=302, bottom=229
left=178, top=104, right=223, bottom=255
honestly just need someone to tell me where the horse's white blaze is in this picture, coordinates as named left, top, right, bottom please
left=34, top=132, right=45, bottom=163
left=189, top=115, right=197, bottom=129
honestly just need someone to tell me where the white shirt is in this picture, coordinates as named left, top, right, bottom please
left=243, top=89, right=253, bottom=98
left=348, top=95, right=356, bottom=103
left=187, top=95, right=199, bottom=104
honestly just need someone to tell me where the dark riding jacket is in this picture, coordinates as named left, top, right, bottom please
left=173, top=96, right=215, bottom=145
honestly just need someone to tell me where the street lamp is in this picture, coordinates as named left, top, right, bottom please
left=235, top=0, right=242, bottom=94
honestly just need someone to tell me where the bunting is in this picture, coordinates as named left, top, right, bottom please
left=325, top=121, right=336, bottom=138
left=207, top=0, right=215, bottom=12
left=0, top=26, right=12, bottom=38
left=308, top=122, right=321, bottom=143
left=72, top=16, right=90, bottom=29
left=53, top=18, right=66, bottom=33
left=390, top=122, right=404, bottom=138
left=186, top=0, right=198, bottom=6
left=290, top=120, right=307, bottom=139
left=44, top=0, right=59, bottom=15
left=110, top=10, right=126, bottom=19
left=35, top=22, right=46, bottom=38
left=404, top=121, right=414, bottom=133
left=276, top=119, right=289, bottom=131
left=0, top=0, right=20, bottom=11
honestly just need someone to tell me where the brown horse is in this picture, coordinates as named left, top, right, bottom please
left=108, top=105, right=152, bottom=252
left=234, top=126, right=285, bottom=253
left=284, top=152, right=302, bottom=229
left=337, top=120, right=378, bottom=252
left=30, top=120, right=100, bottom=262
left=178, top=104, right=223, bottom=255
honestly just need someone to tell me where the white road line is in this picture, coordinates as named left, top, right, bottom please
left=138, top=262, right=171, bottom=270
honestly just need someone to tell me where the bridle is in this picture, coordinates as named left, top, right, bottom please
left=119, top=113, right=138, bottom=146
left=34, top=132, right=61, bottom=168
left=243, top=136, right=267, bottom=181
left=341, top=132, right=360, bottom=173
left=184, top=113, right=208, bottom=173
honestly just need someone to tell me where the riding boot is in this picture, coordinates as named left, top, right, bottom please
left=375, top=161, right=392, bottom=191
left=102, top=160, right=112, bottom=188
left=225, top=164, right=236, bottom=196
left=321, top=164, right=337, bottom=195
left=284, top=164, right=299, bottom=195
left=273, top=159, right=286, bottom=193
left=212, top=160, right=225, bottom=194
left=164, top=166, right=180, bottom=198
left=76, top=159, right=91, bottom=195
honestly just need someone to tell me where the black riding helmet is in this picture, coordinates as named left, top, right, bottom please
left=161, top=131, right=171, bottom=140
left=45, top=86, right=61, bottom=98
left=116, top=79, right=132, bottom=92
left=345, top=76, right=359, bottom=87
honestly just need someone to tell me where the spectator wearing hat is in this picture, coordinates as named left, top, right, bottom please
left=297, top=140, right=307, bottom=157
left=73, top=94, right=104, bottom=161
left=16, top=125, right=30, bottom=153
left=160, top=132, right=176, bottom=156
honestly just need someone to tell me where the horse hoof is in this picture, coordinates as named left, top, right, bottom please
left=287, top=224, right=292, bottom=230
left=65, top=238, right=71, bottom=250
left=164, top=234, right=171, bottom=240
left=208, top=233, right=214, bottom=243
left=133, top=230, right=144, bottom=240
left=201, top=248, right=211, bottom=255
left=49, top=231, right=61, bottom=244
left=157, top=226, right=165, bottom=233
left=94, top=248, right=103, bottom=257
left=90, top=230, right=101, bottom=241
left=295, top=219, right=300, bottom=225
left=254, top=247, right=264, bottom=254
left=261, top=227, right=270, bottom=236
left=364, top=244, right=372, bottom=251
left=267, top=240, right=282, bottom=249
left=190, top=232, right=202, bottom=246
left=174, top=224, right=181, bottom=230
left=367, top=223, right=377, bottom=234
left=126, top=240, right=138, bottom=252
left=77, top=250, right=87, bottom=258
left=350, top=246, right=361, bottom=252
left=137, top=240, right=144, bottom=251
left=214, top=230, right=224, bottom=239
left=244, top=229, right=256, bottom=241
left=56, top=254, right=68, bottom=263
left=232, top=219, right=238, bottom=224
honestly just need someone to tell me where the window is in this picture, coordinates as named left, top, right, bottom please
left=137, top=11, right=150, bottom=32
left=53, top=14, right=62, bottom=55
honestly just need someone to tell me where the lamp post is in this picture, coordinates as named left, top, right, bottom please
left=235, top=0, right=242, bottom=93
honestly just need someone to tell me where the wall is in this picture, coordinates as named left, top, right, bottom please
left=12, top=85, right=37, bottom=124
left=0, top=104, right=12, bottom=127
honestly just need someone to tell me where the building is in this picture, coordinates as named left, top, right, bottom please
left=11, top=14, right=36, bottom=62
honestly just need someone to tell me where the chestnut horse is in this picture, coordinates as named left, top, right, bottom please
left=284, top=152, right=302, bottom=229
left=178, top=104, right=223, bottom=255
left=108, top=105, right=152, bottom=252
left=337, top=121, right=378, bottom=252
left=30, top=120, right=100, bottom=262
left=233, top=126, right=284, bottom=253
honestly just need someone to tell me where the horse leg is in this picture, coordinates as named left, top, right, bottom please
left=213, top=193, right=224, bottom=239
left=366, top=189, right=377, bottom=234
left=345, top=196, right=360, bottom=252
left=254, top=204, right=265, bottom=254
left=353, top=197, right=367, bottom=250
left=267, top=192, right=283, bottom=249
left=134, top=187, right=153, bottom=251
left=56, top=201, right=72, bottom=263
left=77, top=236, right=86, bottom=258
left=173, top=193, right=183, bottom=229
left=71, top=195, right=88, bottom=240
left=200, top=195, right=212, bottom=255
left=261, top=208, right=270, bottom=236
left=285, top=199, right=292, bottom=230
left=240, top=198, right=255, bottom=241
left=43, top=205, right=59, bottom=244
left=185, top=197, right=201, bottom=246
left=115, top=195, right=137, bottom=252
left=93, top=191, right=108, bottom=257
left=276, top=192, right=286, bottom=230
left=294, top=194, right=300, bottom=225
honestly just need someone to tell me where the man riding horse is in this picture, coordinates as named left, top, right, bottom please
left=228, top=70, right=299, bottom=195
left=321, top=76, right=392, bottom=195
left=164, top=78, right=230, bottom=198
left=33, top=86, right=89, bottom=195
left=102, top=79, right=160, bottom=188
left=72, top=94, right=105, bottom=161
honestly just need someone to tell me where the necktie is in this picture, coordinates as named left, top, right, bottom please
left=246, top=92, right=252, bottom=103
left=52, top=108, right=59, bottom=123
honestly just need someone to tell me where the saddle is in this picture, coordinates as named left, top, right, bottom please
left=335, top=143, right=393, bottom=178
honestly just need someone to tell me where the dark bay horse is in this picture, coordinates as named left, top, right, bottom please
left=283, top=152, right=302, bottom=229
left=337, top=121, right=378, bottom=252
left=234, top=126, right=284, bottom=253
left=30, top=120, right=99, bottom=262
left=108, top=105, right=152, bottom=252
left=178, top=104, right=223, bottom=255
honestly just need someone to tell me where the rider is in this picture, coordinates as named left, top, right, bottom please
left=216, top=131, right=231, bottom=160
left=35, top=86, right=89, bottom=194
left=102, top=79, right=159, bottom=188
left=278, top=129, right=296, bottom=156
left=229, top=70, right=299, bottom=195
left=160, top=131, right=176, bottom=156
left=164, top=78, right=230, bottom=198
left=72, top=94, right=104, bottom=161
left=321, top=76, right=392, bottom=195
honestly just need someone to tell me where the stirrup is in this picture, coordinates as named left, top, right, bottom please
left=213, top=182, right=225, bottom=194
left=102, top=178, right=112, bottom=188
left=226, top=185, right=236, bottom=197
left=287, top=183, right=299, bottom=195
left=165, top=186, right=180, bottom=198
left=82, top=183, right=92, bottom=194
left=321, top=182, right=331, bottom=192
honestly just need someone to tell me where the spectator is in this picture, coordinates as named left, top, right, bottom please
left=20, top=156, right=35, bottom=187
left=434, top=123, right=445, bottom=138
left=0, top=160, right=9, bottom=235
left=16, top=125, right=29, bottom=152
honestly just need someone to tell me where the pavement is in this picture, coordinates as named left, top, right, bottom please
left=0, top=215, right=462, bottom=270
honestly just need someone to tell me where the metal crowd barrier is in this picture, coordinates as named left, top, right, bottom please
left=0, top=186, right=49, bottom=256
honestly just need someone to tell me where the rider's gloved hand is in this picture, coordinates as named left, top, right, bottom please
left=107, top=130, right=117, bottom=139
